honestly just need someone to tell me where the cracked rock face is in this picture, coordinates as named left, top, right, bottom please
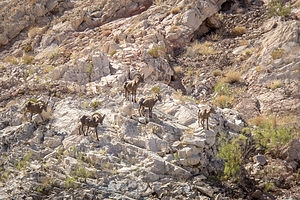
left=0, top=0, right=299, bottom=199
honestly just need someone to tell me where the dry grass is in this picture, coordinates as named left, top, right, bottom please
left=269, top=80, right=282, bottom=89
left=271, top=48, right=285, bottom=60
left=171, top=7, right=181, bottom=14
left=239, top=39, right=248, bottom=46
left=213, top=69, right=222, bottom=77
left=214, top=95, right=234, bottom=108
left=174, top=66, right=183, bottom=74
left=103, top=30, right=112, bottom=37
left=22, top=55, right=34, bottom=64
left=28, top=26, right=47, bottom=38
left=209, top=33, right=221, bottom=41
left=256, top=65, right=263, bottom=72
left=154, top=0, right=163, bottom=5
left=231, top=26, right=246, bottom=36
left=43, top=65, right=55, bottom=73
left=4, top=56, right=19, bottom=65
left=148, top=46, right=165, bottom=58
left=223, top=71, right=242, bottom=84
left=169, top=25, right=179, bottom=32
left=249, top=115, right=269, bottom=127
left=185, top=41, right=218, bottom=57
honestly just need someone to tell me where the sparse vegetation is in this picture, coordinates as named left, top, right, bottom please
left=103, top=30, right=112, bottom=37
left=214, top=82, right=231, bottom=96
left=174, top=66, right=183, bottom=74
left=14, top=152, right=32, bottom=170
left=185, top=41, right=218, bottom=57
left=43, top=65, right=55, bottom=73
left=171, top=7, right=180, bottom=14
left=256, top=65, right=262, bottom=72
left=271, top=48, right=285, bottom=60
left=213, top=69, right=222, bottom=77
left=22, top=54, right=34, bottom=64
left=214, top=95, right=234, bottom=108
left=148, top=46, right=165, bottom=58
left=24, top=44, right=33, bottom=53
left=247, top=115, right=298, bottom=154
left=269, top=80, right=282, bottom=89
left=223, top=71, right=241, bottom=84
left=151, top=86, right=161, bottom=94
left=4, top=56, right=19, bottom=65
left=231, top=26, right=246, bottom=36
left=267, top=0, right=291, bottom=17
left=110, top=50, right=118, bottom=56
left=217, top=134, right=247, bottom=180
left=90, top=101, right=101, bottom=109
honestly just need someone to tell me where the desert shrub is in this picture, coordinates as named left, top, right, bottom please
left=271, top=48, right=285, bottom=60
left=154, top=0, right=163, bottom=5
left=148, top=46, right=165, bottom=58
left=213, top=69, right=222, bottom=76
left=231, top=26, right=246, bottom=36
left=256, top=65, right=262, bottom=72
left=185, top=41, right=218, bottom=57
left=24, top=44, right=33, bottom=53
left=214, top=82, right=231, bottom=96
left=171, top=7, right=180, bottom=14
left=110, top=50, right=117, bottom=56
left=43, top=65, right=55, bottom=73
left=223, top=71, right=241, bottom=84
left=90, top=101, right=101, bottom=109
left=174, top=66, right=183, bottom=74
left=4, top=56, right=19, bottom=65
left=15, top=152, right=32, bottom=170
left=22, top=55, right=34, bottom=64
left=217, top=134, right=247, bottom=180
left=169, top=25, right=179, bottom=32
left=86, top=64, right=93, bottom=75
left=103, top=30, right=112, bottom=37
left=214, top=95, right=234, bottom=108
left=151, top=86, right=161, bottom=94
left=267, top=0, right=291, bottom=17
left=249, top=116, right=298, bottom=154
left=249, top=115, right=269, bottom=127
left=269, top=80, right=282, bottom=89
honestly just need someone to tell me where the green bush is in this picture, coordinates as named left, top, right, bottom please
left=151, top=86, right=161, bottom=94
left=214, top=82, right=231, bottom=96
left=217, top=134, right=247, bottom=180
left=251, top=121, right=296, bottom=154
left=267, top=0, right=291, bottom=17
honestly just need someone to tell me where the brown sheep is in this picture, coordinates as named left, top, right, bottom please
left=198, top=105, right=216, bottom=130
left=24, top=99, right=48, bottom=121
left=138, top=94, right=162, bottom=118
left=79, top=113, right=106, bottom=141
left=123, top=73, right=144, bottom=103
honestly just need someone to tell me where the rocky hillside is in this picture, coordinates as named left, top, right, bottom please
left=0, top=0, right=300, bottom=199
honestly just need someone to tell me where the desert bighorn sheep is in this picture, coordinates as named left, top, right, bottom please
left=138, top=94, right=162, bottom=118
left=198, top=105, right=216, bottom=130
left=123, top=73, right=144, bottom=103
left=24, top=99, right=49, bottom=121
left=79, top=113, right=106, bottom=141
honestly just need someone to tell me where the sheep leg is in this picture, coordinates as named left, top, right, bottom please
left=149, top=107, right=152, bottom=118
left=95, top=126, right=99, bottom=141
left=133, top=91, right=137, bottom=103
left=86, top=126, right=90, bottom=136
left=138, top=106, right=142, bottom=117
left=40, top=114, right=44, bottom=121
left=30, top=113, right=33, bottom=121
left=201, top=118, right=204, bottom=129
left=206, top=117, right=209, bottom=130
